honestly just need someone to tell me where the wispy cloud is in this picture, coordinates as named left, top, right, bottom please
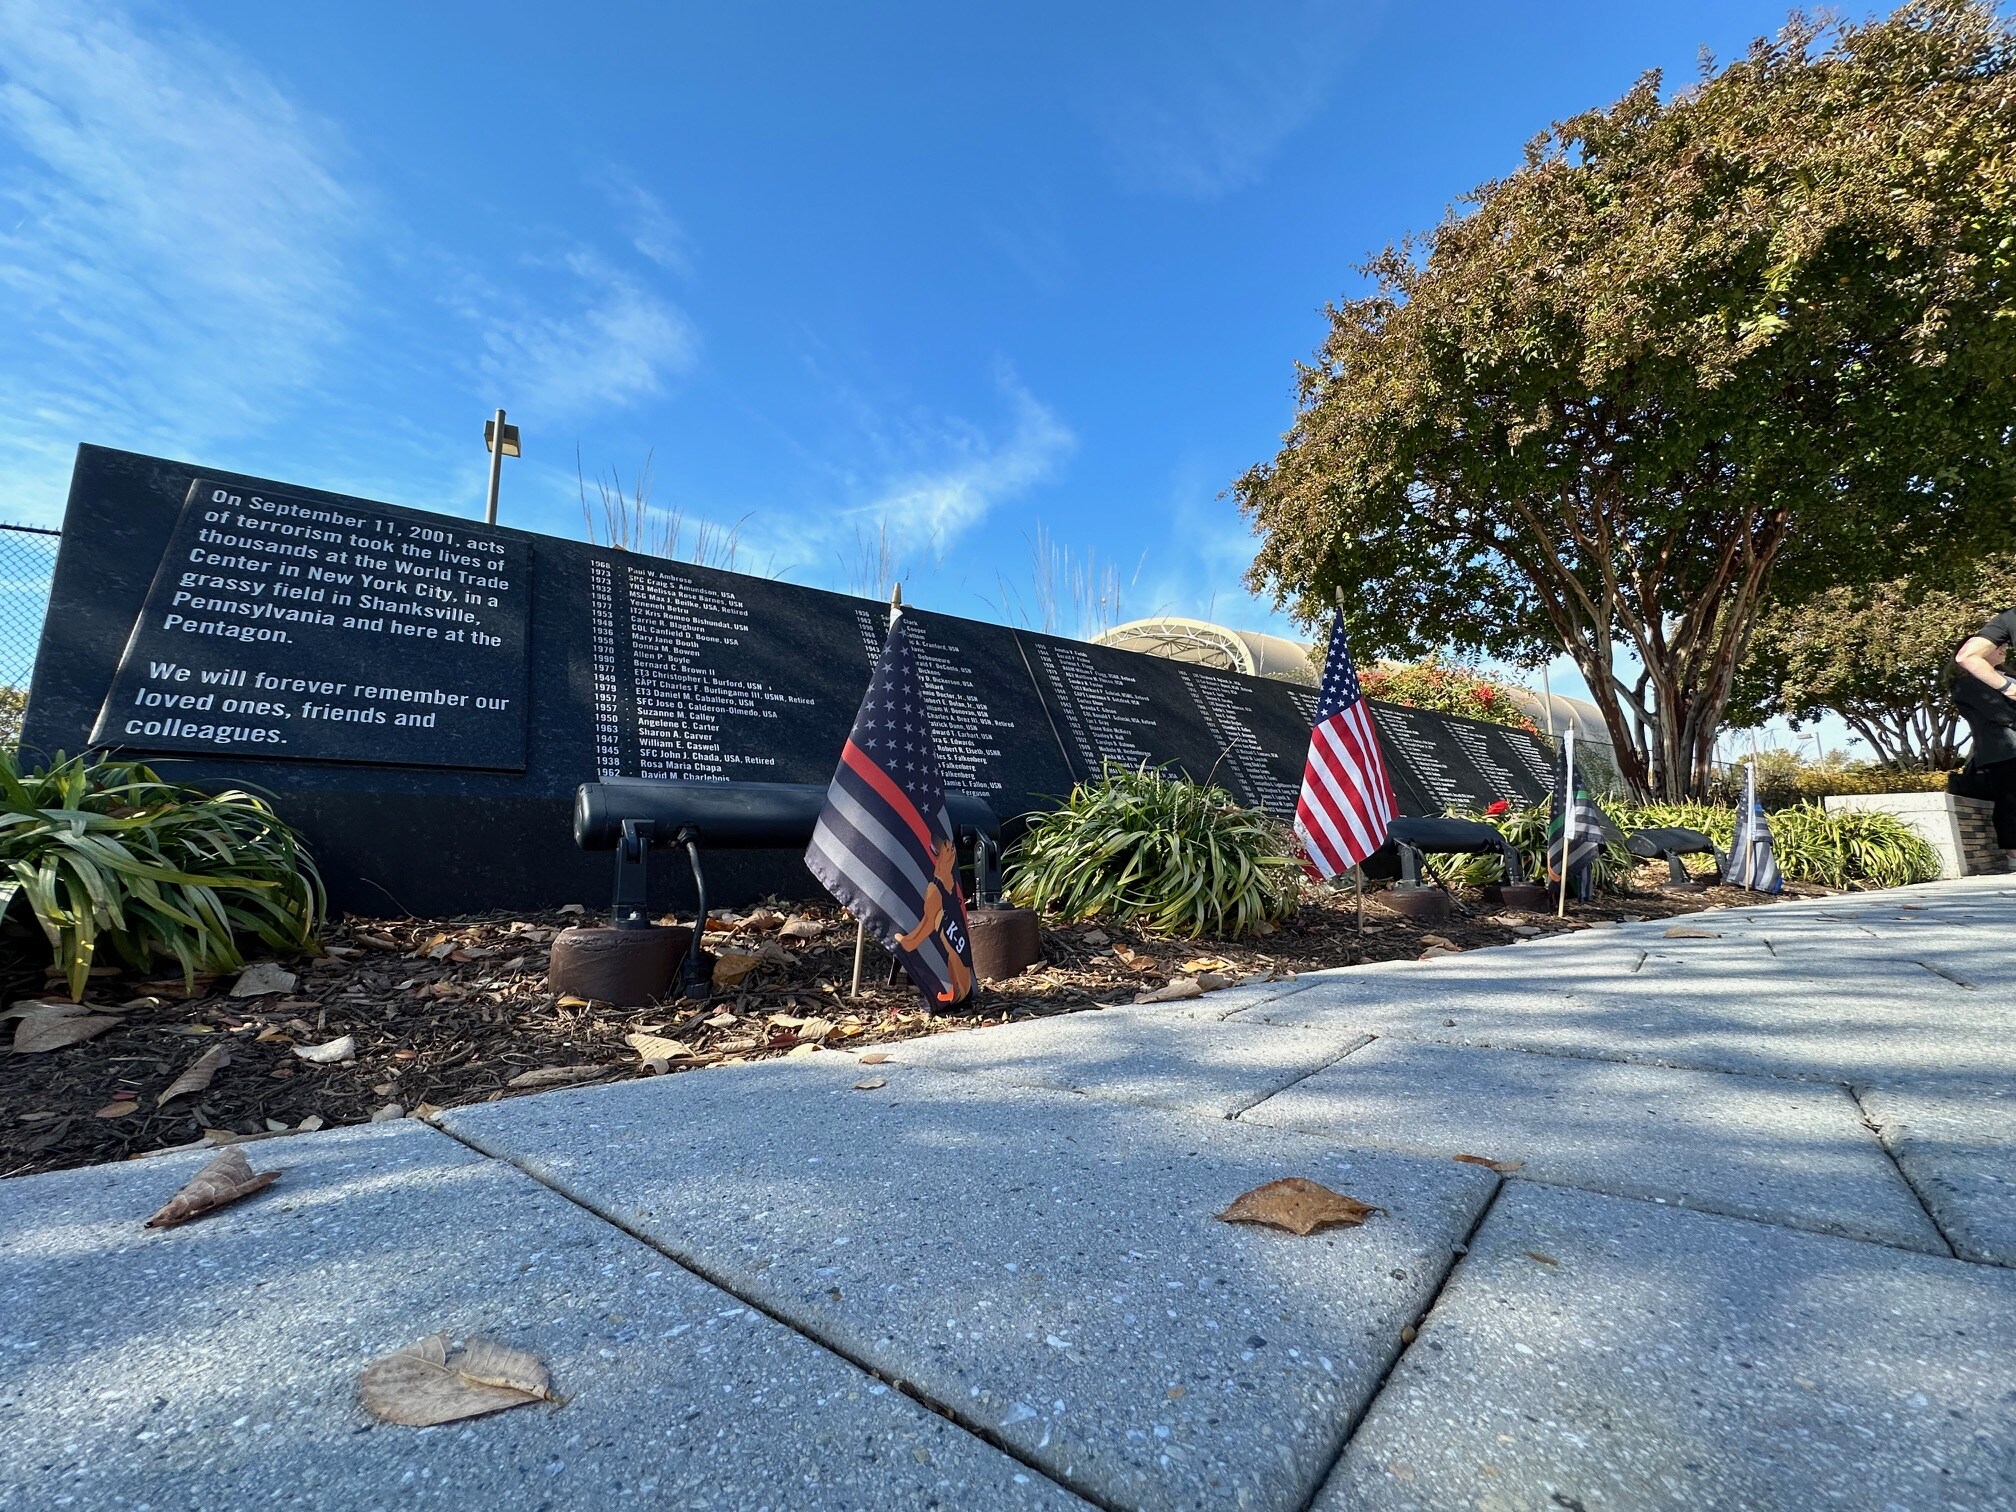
left=1090, top=0, right=1375, bottom=199
left=596, top=171, right=695, bottom=277
left=0, top=0, right=358, bottom=515
left=852, top=367, right=1075, bottom=557
left=463, top=249, right=700, bottom=420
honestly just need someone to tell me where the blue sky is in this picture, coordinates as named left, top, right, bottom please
left=0, top=0, right=1851, bottom=754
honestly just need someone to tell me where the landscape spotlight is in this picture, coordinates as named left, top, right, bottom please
left=482, top=408, right=520, bottom=525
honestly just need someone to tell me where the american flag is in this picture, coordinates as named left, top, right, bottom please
left=1295, top=610, right=1398, bottom=878
left=806, top=605, right=975, bottom=1010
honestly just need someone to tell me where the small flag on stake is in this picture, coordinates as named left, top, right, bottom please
left=806, top=595, right=976, bottom=1010
left=1727, top=761, right=1784, bottom=893
left=1294, top=609, right=1398, bottom=879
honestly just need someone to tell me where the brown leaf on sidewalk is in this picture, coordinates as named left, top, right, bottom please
left=1452, top=1153, right=1524, bottom=1174
left=14, top=1008, right=121, bottom=1054
left=159, top=1045, right=231, bottom=1105
left=358, top=1332, right=556, bottom=1426
left=1663, top=925, right=1721, bottom=940
left=145, top=1147, right=281, bottom=1228
left=1526, top=1251, right=1559, bottom=1267
left=852, top=1077, right=887, bottom=1091
left=858, top=1052, right=892, bottom=1065
left=1215, top=1177, right=1385, bottom=1236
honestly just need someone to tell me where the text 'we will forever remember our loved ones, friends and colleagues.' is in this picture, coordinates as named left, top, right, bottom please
left=90, top=481, right=531, bottom=770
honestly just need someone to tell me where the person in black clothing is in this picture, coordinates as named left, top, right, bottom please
left=1952, top=607, right=2016, bottom=868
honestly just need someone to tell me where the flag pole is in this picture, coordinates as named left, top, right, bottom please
left=851, top=584, right=903, bottom=999
left=1557, top=725, right=1575, bottom=919
left=1355, top=865, right=1364, bottom=935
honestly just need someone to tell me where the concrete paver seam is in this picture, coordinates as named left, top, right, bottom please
left=1848, top=1085, right=1969, bottom=1266
left=1321, top=1018, right=1864, bottom=1089
left=1295, top=1176, right=1512, bottom=1512
left=1218, top=1032, right=1384, bottom=1122
left=428, top=1116, right=1119, bottom=1512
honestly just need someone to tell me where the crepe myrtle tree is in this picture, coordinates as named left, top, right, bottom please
left=1728, top=553, right=2016, bottom=770
left=1235, top=1, right=2016, bottom=799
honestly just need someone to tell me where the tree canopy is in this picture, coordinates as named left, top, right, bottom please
left=1236, top=1, right=2016, bottom=798
left=1728, top=552, right=2016, bottom=769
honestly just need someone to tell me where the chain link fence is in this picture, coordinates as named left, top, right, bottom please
left=0, top=524, right=60, bottom=746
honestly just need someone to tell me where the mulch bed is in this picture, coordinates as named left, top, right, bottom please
left=1, top=865, right=1828, bottom=1181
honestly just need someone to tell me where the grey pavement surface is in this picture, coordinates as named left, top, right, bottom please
left=1319, top=1183, right=2016, bottom=1512
left=0, top=1120, right=1080, bottom=1511
left=3, top=874, right=2013, bottom=1510
left=442, top=1061, right=1499, bottom=1512
left=1861, top=1084, right=2016, bottom=1267
left=1238, top=1035, right=1948, bottom=1251
left=862, top=1005, right=1370, bottom=1117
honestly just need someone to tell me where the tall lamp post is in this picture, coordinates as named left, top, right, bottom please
left=483, top=409, right=521, bottom=525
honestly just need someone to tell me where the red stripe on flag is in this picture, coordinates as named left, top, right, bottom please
left=840, top=740, right=935, bottom=852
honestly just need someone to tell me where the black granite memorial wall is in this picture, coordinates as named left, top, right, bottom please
left=23, top=446, right=1561, bottom=916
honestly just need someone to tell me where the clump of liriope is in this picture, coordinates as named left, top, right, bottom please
left=1621, top=800, right=1940, bottom=890
left=0, top=750, right=324, bottom=998
left=1006, top=764, right=1300, bottom=939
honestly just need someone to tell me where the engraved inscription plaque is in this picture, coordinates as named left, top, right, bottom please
left=91, top=480, right=530, bottom=770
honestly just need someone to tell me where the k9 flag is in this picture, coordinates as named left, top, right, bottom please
left=806, top=603, right=976, bottom=1010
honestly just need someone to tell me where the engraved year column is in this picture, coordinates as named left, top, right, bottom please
left=587, top=558, right=628, bottom=777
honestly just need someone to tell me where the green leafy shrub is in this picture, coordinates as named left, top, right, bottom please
left=1709, top=751, right=1948, bottom=809
left=0, top=685, right=24, bottom=749
left=1358, top=657, right=1536, bottom=731
left=1617, top=800, right=1941, bottom=890
left=0, top=750, right=324, bottom=998
left=1006, top=765, right=1300, bottom=938
left=1435, top=796, right=1941, bottom=893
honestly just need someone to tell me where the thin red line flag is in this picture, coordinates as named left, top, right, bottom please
left=1294, top=610, right=1398, bottom=878
left=806, top=603, right=975, bottom=1010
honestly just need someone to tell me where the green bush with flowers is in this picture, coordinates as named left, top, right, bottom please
left=1357, top=657, right=1535, bottom=731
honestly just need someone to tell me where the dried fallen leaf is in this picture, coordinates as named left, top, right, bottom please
left=795, top=1017, right=836, bottom=1043
left=296, top=1115, right=326, bottom=1132
left=293, top=1035, right=357, bottom=1064
left=370, top=1103, right=405, bottom=1122
left=625, top=1032, right=693, bottom=1062
left=1216, top=1177, right=1384, bottom=1236
left=159, top=1045, right=231, bottom=1105
left=1179, top=955, right=1237, bottom=974
left=230, top=961, right=298, bottom=998
left=505, top=1065, right=609, bottom=1089
left=145, top=1147, right=281, bottom=1228
left=358, top=1332, right=555, bottom=1426
left=555, top=994, right=592, bottom=1009
left=858, top=1052, right=892, bottom=1065
left=711, top=952, right=763, bottom=989
left=1664, top=925, right=1721, bottom=940
left=1134, top=978, right=1203, bottom=1004
left=852, top=1077, right=887, bottom=1091
left=13, top=1008, right=122, bottom=1053
left=1452, top=1153, right=1524, bottom=1174
left=95, top=1100, right=139, bottom=1119
left=1526, top=1251, right=1559, bottom=1267
left=1417, top=934, right=1459, bottom=951
left=1112, top=944, right=1158, bottom=974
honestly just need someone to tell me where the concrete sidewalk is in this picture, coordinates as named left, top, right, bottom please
left=3, top=878, right=2013, bottom=1510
